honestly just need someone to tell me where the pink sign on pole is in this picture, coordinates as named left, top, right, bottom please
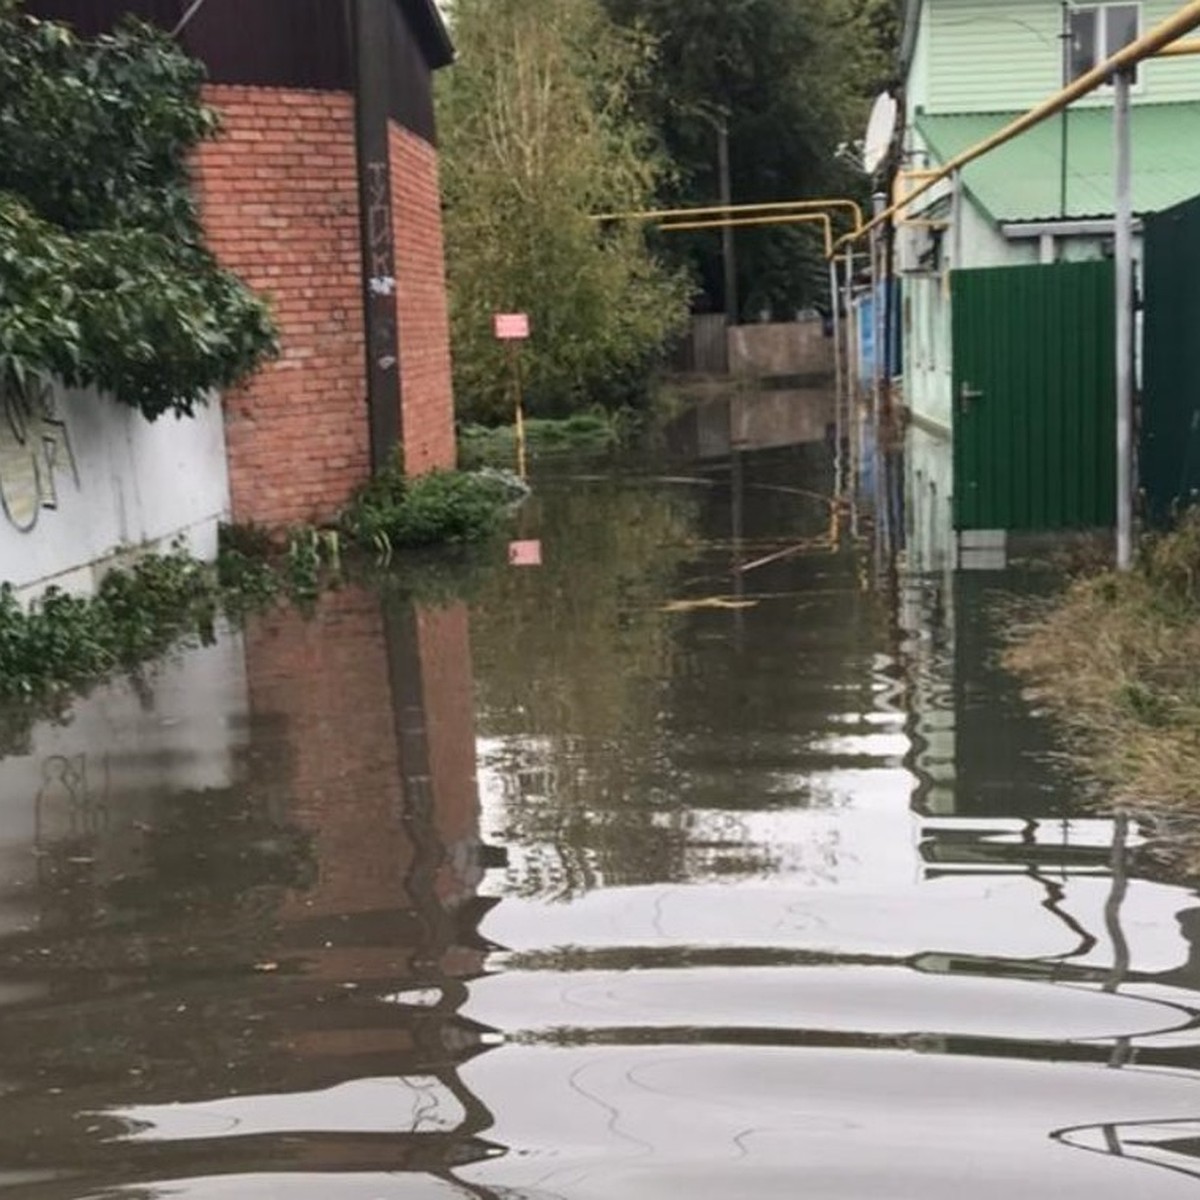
left=508, top=540, right=543, bottom=567
left=493, top=313, right=531, bottom=341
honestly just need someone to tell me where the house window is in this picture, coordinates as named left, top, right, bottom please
left=1067, top=4, right=1141, bottom=84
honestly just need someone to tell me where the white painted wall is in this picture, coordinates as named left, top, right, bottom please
left=0, top=378, right=231, bottom=602
left=0, top=631, right=248, bottom=930
left=906, top=423, right=956, bottom=574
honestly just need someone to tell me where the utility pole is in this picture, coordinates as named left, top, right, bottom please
left=352, top=0, right=403, bottom=473
left=673, top=101, right=738, bottom=325
left=1114, top=67, right=1134, bottom=570
left=716, top=114, right=738, bottom=325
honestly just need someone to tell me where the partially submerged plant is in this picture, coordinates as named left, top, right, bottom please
left=340, top=466, right=525, bottom=561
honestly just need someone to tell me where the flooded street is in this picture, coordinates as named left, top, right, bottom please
left=2, top=444, right=1200, bottom=1198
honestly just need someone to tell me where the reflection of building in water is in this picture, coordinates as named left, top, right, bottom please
left=900, top=571, right=1075, bottom=822
left=1057, top=1117, right=1200, bottom=1183
left=0, top=587, right=502, bottom=1195
left=893, top=543, right=1200, bottom=1104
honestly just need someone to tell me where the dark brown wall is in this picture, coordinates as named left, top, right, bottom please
left=25, top=0, right=445, bottom=144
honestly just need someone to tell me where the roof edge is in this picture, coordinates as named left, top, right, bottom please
left=400, top=0, right=454, bottom=69
left=900, top=0, right=923, bottom=76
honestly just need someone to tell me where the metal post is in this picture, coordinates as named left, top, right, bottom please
left=352, top=0, right=403, bottom=473
left=731, top=447, right=746, bottom=651
left=869, top=193, right=888, bottom=528
left=1060, top=2, right=1071, bottom=217
left=717, top=116, right=738, bottom=325
left=511, top=343, right=528, bottom=481
left=950, top=170, right=963, bottom=276
left=830, top=256, right=844, bottom=499
left=844, top=248, right=859, bottom=531
left=1114, top=68, right=1134, bottom=570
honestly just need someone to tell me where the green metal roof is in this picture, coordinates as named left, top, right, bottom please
left=916, top=103, right=1200, bottom=223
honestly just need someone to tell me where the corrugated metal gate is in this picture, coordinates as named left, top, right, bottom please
left=952, top=261, right=1115, bottom=531
left=1142, top=193, right=1200, bottom=527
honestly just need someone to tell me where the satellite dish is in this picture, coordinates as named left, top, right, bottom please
left=863, top=92, right=899, bottom=176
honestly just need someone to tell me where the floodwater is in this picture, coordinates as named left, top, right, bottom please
left=2, top=443, right=1200, bottom=1199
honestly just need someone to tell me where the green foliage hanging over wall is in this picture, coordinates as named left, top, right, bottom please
left=437, top=0, right=690, bottom=424
left=0, top=1, right=277, bottom=420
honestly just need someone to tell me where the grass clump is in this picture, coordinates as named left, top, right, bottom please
left=1006, top=508, right=1200, bottom=821
left=458, top=411, right=622, bottom=468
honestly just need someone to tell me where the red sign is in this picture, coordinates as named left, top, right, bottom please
left=493, top=312, right=531, bottom=340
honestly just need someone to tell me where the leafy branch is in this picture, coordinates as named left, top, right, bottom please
left=0, top=1, right=276, bottom=419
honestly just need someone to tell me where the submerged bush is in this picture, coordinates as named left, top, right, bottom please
left=341, top=467, right=521, bottom=555
left=0, top=547, right=214, bottom=701
left=458, top=411, right=622, bottom=468
left=0, top=470, right=522, bottom=720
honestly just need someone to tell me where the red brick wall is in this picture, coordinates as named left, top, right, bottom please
left=415, top=605, right=483, bottom=907
left=196, top=85, right=370, bottom=528
left=245, top=589, right=410, bottom=927
left=244, top=591, right=481, bottom=974
left=390, top=122, right=457, bottom=474
left=197, top=92, right=457, bottom=526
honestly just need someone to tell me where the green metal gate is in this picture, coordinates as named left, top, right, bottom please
left=1142, top=193, right=1200, bottom=528
left=952, top=260, right=1115, bottom=531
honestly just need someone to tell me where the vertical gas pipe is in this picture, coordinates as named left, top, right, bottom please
left=1114, top=68, right=1134, bottom=570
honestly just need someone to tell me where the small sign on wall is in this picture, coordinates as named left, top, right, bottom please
left=493, top=313, right=531, bottom=341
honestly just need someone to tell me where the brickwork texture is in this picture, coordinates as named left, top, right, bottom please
left=196, top=87, right=456, bottom=529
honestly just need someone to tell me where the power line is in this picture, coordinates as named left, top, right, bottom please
left=172, top=0, right=209, bottom=37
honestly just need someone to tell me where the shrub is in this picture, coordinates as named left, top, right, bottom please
left=0, top=4, right=276, bottom=419
left=341, top=468, right=520, bottom=555
left=0, top=546, right=212, bottom=701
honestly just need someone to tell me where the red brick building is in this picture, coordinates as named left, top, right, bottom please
left=29, top=0, right=458, bottom=527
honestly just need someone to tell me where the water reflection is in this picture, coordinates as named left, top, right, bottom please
left=0, top=588, right=502, bottom=1197
left=3, top=438, right=1200, bottom=1198
left=460, top=446, right=1200, bottom=1199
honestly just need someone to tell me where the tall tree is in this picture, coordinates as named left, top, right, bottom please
left=438, top=0, right=688, bottom=424
left=603, top=0, right=900, bottom=320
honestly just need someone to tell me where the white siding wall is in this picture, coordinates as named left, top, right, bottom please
left=926, top=0, right=1200, bottom=114
left=0, top=380, right=231, bottom=602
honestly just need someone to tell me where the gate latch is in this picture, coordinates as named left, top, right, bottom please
left=959, top=381, right=985, bottom=413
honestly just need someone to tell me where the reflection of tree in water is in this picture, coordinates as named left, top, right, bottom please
left=470, top=450, right=877, bottom=897
left=471, top=476, right=710, bottom=897
left=661, top=448, right=881, bottom=810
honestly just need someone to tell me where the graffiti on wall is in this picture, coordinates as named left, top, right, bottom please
left=0, top=374, right=80, bottom=533
left=366, top=157, right=399, bottom=375
left=35, top=753, right=110, bottom=846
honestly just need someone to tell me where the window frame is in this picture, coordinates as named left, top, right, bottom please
left=1065, top=2, right=1143, bottom=88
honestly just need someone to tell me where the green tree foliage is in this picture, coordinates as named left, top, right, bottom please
left=603, top=0, right=900, bottom=319
left=0, top=2, right=276, bottom=420
left=438, top=0, right=689, bottom=424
